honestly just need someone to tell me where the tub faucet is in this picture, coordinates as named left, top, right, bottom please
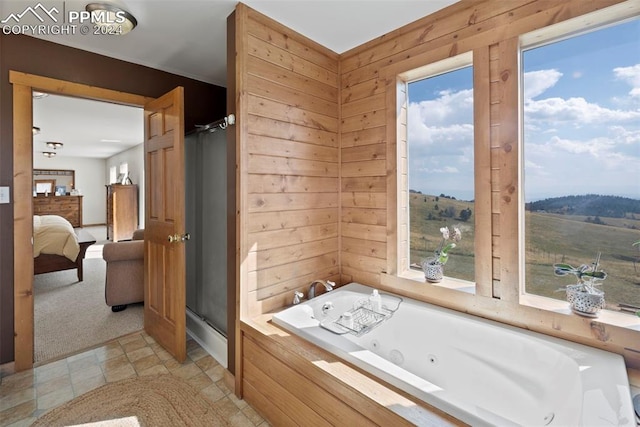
left=308, top=280, right=334, bottom=299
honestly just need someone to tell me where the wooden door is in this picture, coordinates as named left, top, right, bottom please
left=143, top=87, right=187, bottom=362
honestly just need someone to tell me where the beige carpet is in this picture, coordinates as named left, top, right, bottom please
left=32, top=375, right=230, bottom=427
left=34, top=254, right=144, bottom=363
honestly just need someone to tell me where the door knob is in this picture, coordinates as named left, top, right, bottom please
left=168, top=233, right=190, bottom=243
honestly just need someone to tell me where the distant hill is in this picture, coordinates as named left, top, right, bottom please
left=526, top=194, right=640, bottom=218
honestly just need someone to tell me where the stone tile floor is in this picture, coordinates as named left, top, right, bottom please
left=0, top=332, right=269, bottom=427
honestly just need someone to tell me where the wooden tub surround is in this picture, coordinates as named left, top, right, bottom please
left=241, top=317, right=464, bottom=426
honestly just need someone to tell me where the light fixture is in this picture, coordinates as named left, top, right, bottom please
left=32, top=126, right=41, bottom=135
left=46, top=141, right=64, bottom=150
left=85, top=3, right=137, bottom=35
left=42, top=152, right=56, bottom=158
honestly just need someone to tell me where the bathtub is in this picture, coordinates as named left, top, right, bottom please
left=272, top=283, right=635, bottom=426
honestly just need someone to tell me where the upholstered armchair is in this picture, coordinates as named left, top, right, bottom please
left=102, top=229, right=145, bottom=312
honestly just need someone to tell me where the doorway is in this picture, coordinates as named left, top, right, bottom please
left=31, top=92, right=145, bottom=364
left=11, top=71, right=154, bottom=370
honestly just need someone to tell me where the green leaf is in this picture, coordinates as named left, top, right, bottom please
left=582, top=271, right=607, bottom=280
left=553, top=263, right=576, bottom=271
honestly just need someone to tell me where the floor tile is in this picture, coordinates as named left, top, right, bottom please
left=131, top=353, right=162, bottom=373
left=103, top=363, right=136, bottom=383
left=184, top=371, right=214, bottom=391
left=69, top=364, right=103, bottom=384
left=34, top=360, right=69, bottom=384
left=137, top=363, right=170, bottom=377
left=36, top=384, right=74, bottom=411
left=0, top=335, right=267, bottom=427
left=71, top=372, right=106, bottom=396
left=170, top=361, right=202, bottom=380
left=195, top=354, right=219, bottom=371
left=94, top=342, right=124, bottom=362
left=200, top=383, right=226, bottom=403
left=0, top=372, right=34, bottom=398
left=0, top=387, right=35, bottom=412
left=35, top=375, right=71, bottom=397
left=125, top=346, right=154, bottom=363
left=0, top=400, right=37, bottom=426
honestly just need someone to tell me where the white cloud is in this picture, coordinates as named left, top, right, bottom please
left=408, top=88, right=473, bottom=157
left=523, top=69, right=562, bottom=100
left=525, top=96, right=640, bottom=125
left=524, top=159, right=544, bottom=170
left=419, top=166, right=460, bottom=174
left=614, top=64, right=640, bottom=98
left=409, top=88, right=473, bottom=126
left=407, top=85, right=474, bottom=198
left=609, top=125, right=640, bottom=145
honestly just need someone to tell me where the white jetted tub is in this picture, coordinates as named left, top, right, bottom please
left=272, top=283, right=635, bottom=426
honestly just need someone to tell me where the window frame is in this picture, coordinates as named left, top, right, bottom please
left=392, top=50, right=494, bottom=297
left=517, top=12, right=640, bottom=320
left=382, top=5, right=640, bottom=341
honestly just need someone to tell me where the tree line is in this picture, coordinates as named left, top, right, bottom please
left=526, top=194, right=640, bottom=218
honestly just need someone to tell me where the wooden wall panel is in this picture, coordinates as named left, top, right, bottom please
left=335, top=0, right=640, bottom=373
left=233, top=1, right=640, bottom=424
left=237, top=4, right=340, bottom=318
left=241, top=323, right=460, bottom=426
left=337, top=0, right=630, bottom=292
left=243, top=337, right=375, bottom=426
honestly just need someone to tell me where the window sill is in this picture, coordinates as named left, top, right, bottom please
left=391, top=271, right=640, bottom=332
left=401, top=268, right=476, bottom=294
left=520, top=293, right=640, bottom=330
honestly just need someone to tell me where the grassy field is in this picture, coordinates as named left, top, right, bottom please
left=409, top=193, right=640, bottom=311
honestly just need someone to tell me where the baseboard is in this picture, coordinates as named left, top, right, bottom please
left=186, top=308, right=228, bottom=368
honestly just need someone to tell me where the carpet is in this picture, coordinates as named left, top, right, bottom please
left=34, top=255, right=144, bottom=363
left=32, top=375, right=230, bottom=427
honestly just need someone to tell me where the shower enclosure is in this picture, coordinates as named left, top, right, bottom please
left=185, top=123, right=227, bottom=366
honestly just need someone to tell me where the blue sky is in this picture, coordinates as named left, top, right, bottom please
left=408, top=18, right=640, bottom=202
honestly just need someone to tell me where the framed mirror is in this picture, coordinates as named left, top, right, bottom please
left=33, top=169, right=74, bottom=195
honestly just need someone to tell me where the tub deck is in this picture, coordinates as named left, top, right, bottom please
left=272, top=283, right=636, bottom=426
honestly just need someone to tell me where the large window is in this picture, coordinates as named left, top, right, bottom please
left=522, top=19, right=640, bottom=314
left=406, top=64, right=475, bottom=283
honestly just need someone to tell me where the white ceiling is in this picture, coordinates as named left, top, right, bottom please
left=32, top=93, right=144, bottom=159
left=2, top=0, right=459, bottom=158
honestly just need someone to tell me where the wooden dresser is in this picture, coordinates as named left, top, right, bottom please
left=106, top=184, right=138, bottom=241
left=33, top=195, right=83, bottom=227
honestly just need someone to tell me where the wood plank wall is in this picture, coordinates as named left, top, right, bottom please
left=336, top=0, right=640, bottom=368
left=235, top=5, right=341, bottom=318
left=233, top=1, right=639, bottom=423
left=235, top=0, right=638, bottom=352
left=338, top=0, right=629, bottom=287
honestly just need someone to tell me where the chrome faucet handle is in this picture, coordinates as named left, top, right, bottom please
left=308, top=279, right=330, bottom=299
left=293, top=291, right=304, bottom=305
left=326, top=280, right=335, bottom=291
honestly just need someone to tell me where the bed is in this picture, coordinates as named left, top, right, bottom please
left=33, top=215, right=96, bottom=281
